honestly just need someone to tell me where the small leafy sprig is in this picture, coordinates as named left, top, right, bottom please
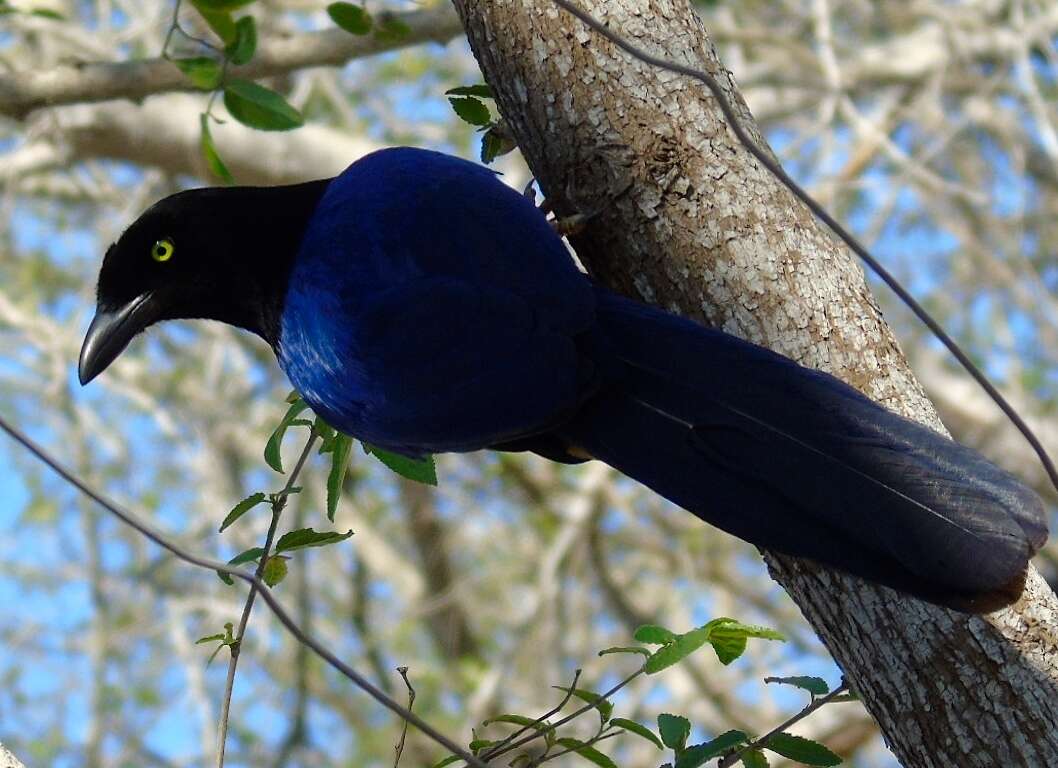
left=445, top=83, right=518, bottom=164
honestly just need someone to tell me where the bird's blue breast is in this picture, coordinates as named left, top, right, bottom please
left=277, top=147, right=595, bottom=453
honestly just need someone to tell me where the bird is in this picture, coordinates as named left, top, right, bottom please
left=79, top=146, right=1048, bottom=613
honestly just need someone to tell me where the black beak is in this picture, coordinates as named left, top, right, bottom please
left=78, top=293, right=156, bottom=385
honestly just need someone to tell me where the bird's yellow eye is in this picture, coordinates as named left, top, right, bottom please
left=151, top=238, right=175, bottom=262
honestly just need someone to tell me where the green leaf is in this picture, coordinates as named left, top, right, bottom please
left=218, top=546, right=266, bottom=584
left=199, top=115, right=234, bottom=184
left=675, top=731, right=749, bottom=768
left=223, top=79, right=303, bottom=131
left=264, top=399, right=311, bottom=473
left=313, top=418, right=335, bottom=446
left=449, top=96, right=491, bottom=127
left=189, top=0, right=236, bottom=43
left=275, top=527, right=353, bottom=554
left=326, top=433, right=354, bottom=520
left=707, top=619, right=784, bottom=665
left=373, top=15, right=410, bottom=43
left=764, top=676, right=829, bottom=697
left=480, top=127, right=516, bottom=164
left=174, top=57, right=222, bottom=89
left=262, top=555, right=288, bottom=586
left=611, top=718, right=663, bottom=749
left=482, top=714, right=552, bottom=732
left=763, top=734, right=841, bottom=766
left=363, top=443, right=437, bottom=486
left=597, top=645, right=651, bottom=658
left=191, top=0, right=254, bottom=11
left=552, top=686, right=612, bottom=722
left=741, top=750, right=769, bottom=768
left=430, top=757, right=462, bottom=768
left=195, top=633, right=225, bottom=644
left=468, top=739, right=497, bottom=753
left=657, top=714, right=690, bottom=752
left=645, top=625, right=713, bottom=674
left=554, top=738, right=618, bottom=768
left=327, top=2, right=372, bottom=34
left=30, top=8, right=63, bottom=18
left=633, top=624, right=677, bottom=645
left=226, top=15, right=256, bottom=65
left=446, top=84, right=493, bottom=98
left=219, top=491, right=267, bottom=532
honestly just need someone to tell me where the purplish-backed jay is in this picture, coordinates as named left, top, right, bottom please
left=79, top=147, right=1048, bottom=612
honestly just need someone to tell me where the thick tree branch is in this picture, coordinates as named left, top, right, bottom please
left=0, top=5, right=463, bottom=119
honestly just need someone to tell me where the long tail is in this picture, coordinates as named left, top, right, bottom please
left=556, top=288, right=1048, bottom=612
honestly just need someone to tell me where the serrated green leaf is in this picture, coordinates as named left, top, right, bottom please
left=264, top=399, right=311, bottom=473
left=675, top=731, right=749, bottom=768
left=657, top=714, right=690, bottom=752
left=764, top=676, right=829, bottom=697
left=275, top=527, right=353, bottom=553
left=373, top=15, right=409, bottom=43
left=195, top=633, right=225, bottom=644
left=224, top=78, right=303, bottom=131
left=763, top=734, right=841, bottom=766
left=226, top=15, right=256, bottom=65
left=597, top=645, right=651, bottom=658
left=173, top=56, right=222, bottom=89
left=446, top=84, right=493, bottom=98
left=262, top=555, right=288, bottom=586
left=449, top=96, right=491, bottom=126
left=552, top=686, right=612, bottom=722
left=363, top=443, right=437, bottom=485
left=645, top=625, right=713, bottom=674
left=327, top=2, right=371, bottom=34
left=219, top=491, right=267, bottom=532
left=741, top=749, right=769, bottom=768
left=708, top=619, right=784, bottom=665
left=611, top=718, right=663, bottom=749
left=326, top=433, right=353, bottom=520
left=200, top=114, right=234, bottom=184
left=634, top=624, right=677, bottom=645
left=555, top=738, right=617, bottom=768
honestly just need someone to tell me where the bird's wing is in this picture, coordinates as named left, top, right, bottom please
left=286, top=275, right=595, bottom=455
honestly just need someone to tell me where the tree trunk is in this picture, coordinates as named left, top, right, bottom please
left=451, top=1, right=1058, bottom=765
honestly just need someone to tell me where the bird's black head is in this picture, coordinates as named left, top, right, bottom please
left=79, top=179, right=330, bottom=385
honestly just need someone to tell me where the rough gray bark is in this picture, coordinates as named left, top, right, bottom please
left=451, top=1, right=1058, bottom=765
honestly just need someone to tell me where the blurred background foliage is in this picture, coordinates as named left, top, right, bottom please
left=1, top=0, right=1057, bottom=766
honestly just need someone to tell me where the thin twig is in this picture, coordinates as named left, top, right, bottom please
left=487, top=668, right=645, bottom=761
left=217, top=431, right=318, bottom=768
left=0, top=413, right=489, bottom=768
left=393, top=667, right=416, bottom=768
left=548, top=0, right=1058, bottom=494
left=717, top=681, right=851, bottom=768
left=478, top=669, right=582, bottom=761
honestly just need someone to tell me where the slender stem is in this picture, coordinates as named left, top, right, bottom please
left=393, top=667, right=416, bottom=768
left=717, top=681, right=851, bottom=768
left=479, top=669, right=582, bottom=761
left=487, top=668, right=645, bottom=760
left=216, top=432, right=317, bottom=768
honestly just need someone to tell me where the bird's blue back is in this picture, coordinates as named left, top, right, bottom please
left=278, top=148, right=596, bottom=453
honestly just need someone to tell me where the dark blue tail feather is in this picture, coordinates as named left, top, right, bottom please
left=557, top=288, right=1048, bottom=611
